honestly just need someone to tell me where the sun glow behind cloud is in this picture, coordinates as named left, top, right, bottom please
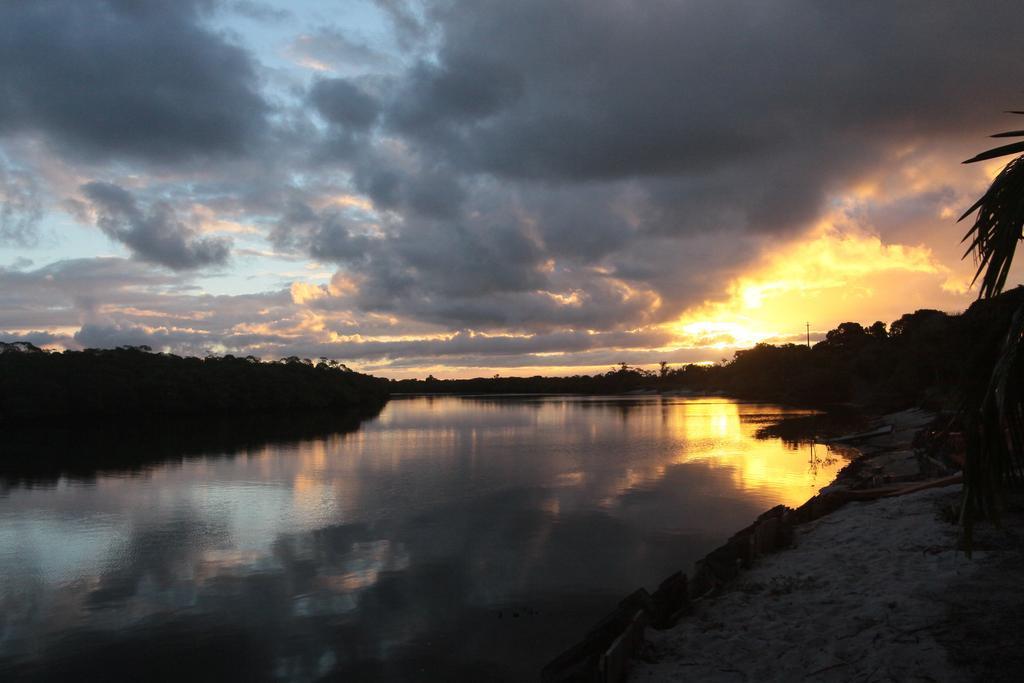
left=667, top=221, right=966, bottom=352
left=351, top=218, right=974, bottom=377
left=5, top=1, right=1023, bottom=378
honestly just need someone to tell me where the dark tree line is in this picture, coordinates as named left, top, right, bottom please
left=5, top=286, right=1022, bottom=423
left=0, top=345, right=389, bottom=423
left=715, top=294, right=1019, bottom=409
left=389, top=362, right=690, bottom=396
left=391, top=287, right=1024, bottom=413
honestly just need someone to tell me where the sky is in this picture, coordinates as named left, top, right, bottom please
left=1, top=0, right=1023, bottom=378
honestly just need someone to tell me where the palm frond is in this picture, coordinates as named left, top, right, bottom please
left=958, top=155, right=1024, bottom=299
left=957, top=117, right=1024, bottom=549
left=962, top=140, right=1024, bottom=164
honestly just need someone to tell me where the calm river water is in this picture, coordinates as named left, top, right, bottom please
left=0, top=396, right=849, bottom=681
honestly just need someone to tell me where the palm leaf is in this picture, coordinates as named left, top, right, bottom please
left=958, top=155, right=1024, bottom=298
left=962, top=140, right=1024, bottom=164
left=957, top=118, right=1024, bottom=548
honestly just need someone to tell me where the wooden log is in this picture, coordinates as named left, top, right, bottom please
left=650, top=571, right=688, bottom=628
left=618, top=588, right=655, bottom=621
left=728, top=526, right=757, bottom=568
left=777, top=516, right=794, bottom=549
left=688, top=558, right=716, bottom=598
left=754, top=516, right=779, bottom=555
left=542, top=602, right=641, bottom=682
left=704, top=542, right=741, bottom=582
left=597, top=609, right=647, bottom=683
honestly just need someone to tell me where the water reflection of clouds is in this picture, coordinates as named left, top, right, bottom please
left=0, top=396, right=853, bottom=681
left=520, top=397, right=848, bottom=513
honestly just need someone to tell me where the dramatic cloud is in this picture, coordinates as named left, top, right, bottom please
left=80, top=182, right=231, bottom=270
left=0, top=0, right=269, bottom=163
left=282, top=0, right=1022, bottom=341
left=0, top=162, right=42, bottom=245
left=1, top=1, right=1022, bottom=374
left=400, top=1, right=1022, bottom=182
left=310, top=79, right=382, bottom=130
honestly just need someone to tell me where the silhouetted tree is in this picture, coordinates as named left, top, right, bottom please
left=957, top=113, right=1024, bottom=541
left=820, top=322, right=868, bottom=350
left=0, top=348, right=388, bottom=423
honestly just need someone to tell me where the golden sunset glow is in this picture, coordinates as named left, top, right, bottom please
left=4, top=0, right=1017, bottom=378
left=667, top=399, right=842, bottom=507
left=10, top=3, right=1024, bottom=681
left=667, top=223, right=970, bottom=350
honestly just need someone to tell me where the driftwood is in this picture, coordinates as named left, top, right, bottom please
left=834, top=474, right=963, bottom=502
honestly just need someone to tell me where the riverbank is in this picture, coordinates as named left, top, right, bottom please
left=631, top=409, right=1024, bottom=682
left=635, top=485, right=968, bottom=681
left=541, top=408, right=995, bottom=682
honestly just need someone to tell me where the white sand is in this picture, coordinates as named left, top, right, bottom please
left=633, top=485, right=977, bottom=682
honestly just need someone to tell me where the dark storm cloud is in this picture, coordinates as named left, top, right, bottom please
left=81, top=182, right=231, bottom=270
left=271, top=179, right=702, bottom=333
left=295, top=0, right=1024, bottom=337
left=388, top=57, right=524, bottom=137
left=310, top=79, right=382, bottom=130
left=347, top=156, right=466, bottom=219
left=402, top=0, right=1023, bottom=184
left=0, top=162, right=42, bottom=246
left=349, top=0, right=1024, bottom=289
left=5, top=0, right=1024, bottom=368
left=279, top=199, right=562, bottom=325
left=0, top=0, right=269, bottom=163
left=309, top=215, right=375, bottom=263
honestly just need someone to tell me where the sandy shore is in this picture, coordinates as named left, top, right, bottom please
left=634, top=485, right=970, bottom=681
left=632, top=410, right=1024, bottom=682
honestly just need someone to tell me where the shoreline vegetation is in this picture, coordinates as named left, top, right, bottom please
left=0, top=344, right=389, bottom=423
left=4, top=290, right=1019, bottom=489
left=391, top=286, right=1024, bottom=414
left=2, top=285, right=1021, bottom=427
left=2, top=295, right=1014, bottom=678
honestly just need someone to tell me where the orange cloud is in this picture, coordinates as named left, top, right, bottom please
left=670, top=222, right=969, bottom=347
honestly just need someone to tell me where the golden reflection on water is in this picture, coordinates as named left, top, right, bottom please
left=667, top=398, right=839, bottom=508
left=274, top=397, right=844, bottom=521
left=0, top=396, right=852, bottom=681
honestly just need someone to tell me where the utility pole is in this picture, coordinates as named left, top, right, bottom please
left=806, top=322, right=811, bottom=349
